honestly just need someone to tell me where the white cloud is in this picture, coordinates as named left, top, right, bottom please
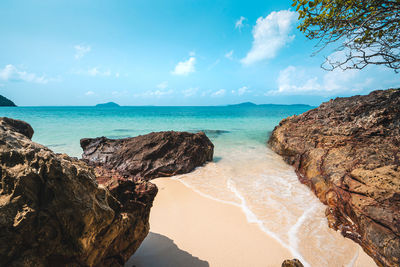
left=75, top=67, right=112, bottom=77
left=0, top=64, right=49, bottom=84
left=268, top=65, right=371, bottom=95
left=225, top=50, right=234, bottom=60
left=189, top=51, right=196, bottom=57
left=233, top=86, right=250, bottom=95
left=74, top=45, right=91, bottom=59
left=241, top=10, right=297, bottom=65
left=115, top=72, right=120, bottom=78
left=171, top=56, right=196, bottom=76
left=157, top=81, right=168, bottom=89
left=151, top=89, right=173, bottom=97
left=235, top=16, right=246, bottom=31
left=182, top=87, right=198, bottom=97
left=211, top=89, right=226, bottom=97
left=136, top=89, right=174, bottom=98
left=85, top=91, right=95, bottom=96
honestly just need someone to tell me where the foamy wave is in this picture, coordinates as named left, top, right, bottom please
left=172, top=145, right=362, bottom=266
left=227, top=178, right=311, bottom=267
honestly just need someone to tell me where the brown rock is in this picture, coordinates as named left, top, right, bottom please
left=0, top=117, right=34, bottom=139
left=0, top=117, right=157, bottom=266
left=282, top=258, right=304, bottom=267
left=268, top=89, right=400, bottom=267
left=80, top=131, right=214, bottom=180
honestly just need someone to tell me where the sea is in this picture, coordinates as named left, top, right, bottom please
left=0, top=105, right=366, bottom=267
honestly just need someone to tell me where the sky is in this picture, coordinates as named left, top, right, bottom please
left=0, top=0, right=399, bottom=106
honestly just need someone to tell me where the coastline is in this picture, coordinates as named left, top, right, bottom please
left=127, top=178, right=376, bottom=267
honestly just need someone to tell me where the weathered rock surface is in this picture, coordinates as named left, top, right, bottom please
left=268, top=89, right=400, bottom=267
left=81, top=131, right=214, bottom=180
left=0, top=117, right=34, bottom=139
left=0, top=117, right=157, bottom=266
left=281, top=259, right=304, bottom=267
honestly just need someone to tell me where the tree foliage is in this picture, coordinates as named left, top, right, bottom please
left=293, top=0, right=400, bottom=72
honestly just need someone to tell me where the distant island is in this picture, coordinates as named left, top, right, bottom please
left=0, top=95, right=17, bottom=107
left=95, top=102, right=120, bottom=107
left=228, top=102, right=312, bottom=107
left=228, top=102, right=257, bottom=107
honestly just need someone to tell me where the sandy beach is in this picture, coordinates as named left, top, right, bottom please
left=127, top=178, right=376, bottom=267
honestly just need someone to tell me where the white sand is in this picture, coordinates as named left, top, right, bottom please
left=127, top=178, right=376, bottom=267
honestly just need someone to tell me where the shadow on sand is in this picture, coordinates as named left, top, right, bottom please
left=125, top=232, right=209, bottom=267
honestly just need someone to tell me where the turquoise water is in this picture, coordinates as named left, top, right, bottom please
left=0, top=105, right=310, bottom=157
left=0, top=105, right=370, bottom=267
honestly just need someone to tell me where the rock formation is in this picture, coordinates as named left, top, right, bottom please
left=0, top=117, right=157, bottom=266
left=81, top=131, right=214, bottom=180
left=268, top=89, right=400, bottom=267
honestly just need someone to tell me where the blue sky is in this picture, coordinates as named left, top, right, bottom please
left=0, top=0, right=399, bottom=106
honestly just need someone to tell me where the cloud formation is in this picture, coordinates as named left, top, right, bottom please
left=211, top=89, right=226, bottom=97
left=85, top=90, right=95, bottom=96
left=0, top=64, right=49, bottom=84
left=172, top=56, right=196, bottom=75
left=182, top=87, right=198, bottom=97
left=232, top=86, right=250, bottom=95
left=235, top=16, right=246, bottom=31
left=225, top=50, right=234, bottom=60
left=157, top=81, right=168, bottom=89
left=74, top=67, right=112, bottom=77
left=241, top=10, right=297, bottom=65
left=74, top=45, right=91, bottom=59
left=136, top=89, right=174, bottom=98
left=269, top=65, right=374, bottom=95
left=87, top=67, right=111, bottom=76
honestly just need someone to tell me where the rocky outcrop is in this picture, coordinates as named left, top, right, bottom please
left=0, top=117, right=157, bottom=266
left=268, top=89, right=400, bottom=267
left=281, top=259, right=304, bottom=267
left=81, top=131, right=214, bottom=180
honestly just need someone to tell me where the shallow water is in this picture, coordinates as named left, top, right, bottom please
left=0, top=105, right=365, bottom=266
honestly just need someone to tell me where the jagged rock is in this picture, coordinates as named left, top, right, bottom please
left=268, top=89, right=400, bottom=267
left=0, top=117, right=157, bottom=266
left=281, top=259, right=304, bottom=267
left=0, top=117, right=34, bottom=139
left=81, top=131, right=214, bottom=180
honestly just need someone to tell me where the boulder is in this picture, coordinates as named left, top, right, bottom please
left=268, top=89, right=400, bottom=267
left=81, top=131, right=214, bottom=180
left=281, top=259, right=304, bottom=267
left=0, top=117, right=34, bottom=139
left=0, top=117, right=157, bottom=266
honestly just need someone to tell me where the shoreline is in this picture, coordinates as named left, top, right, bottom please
left=128, top=178, right=293, bottom=267
left=127, top=178, right=376, bottom=267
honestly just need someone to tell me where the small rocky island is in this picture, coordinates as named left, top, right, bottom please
left=0, top=117, right=213, bottom=266
left=0, top=95, right=17, bottom=106
left=269, top=89, right=400, bottom=267
left=95, top=102, right=120, bottom=107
